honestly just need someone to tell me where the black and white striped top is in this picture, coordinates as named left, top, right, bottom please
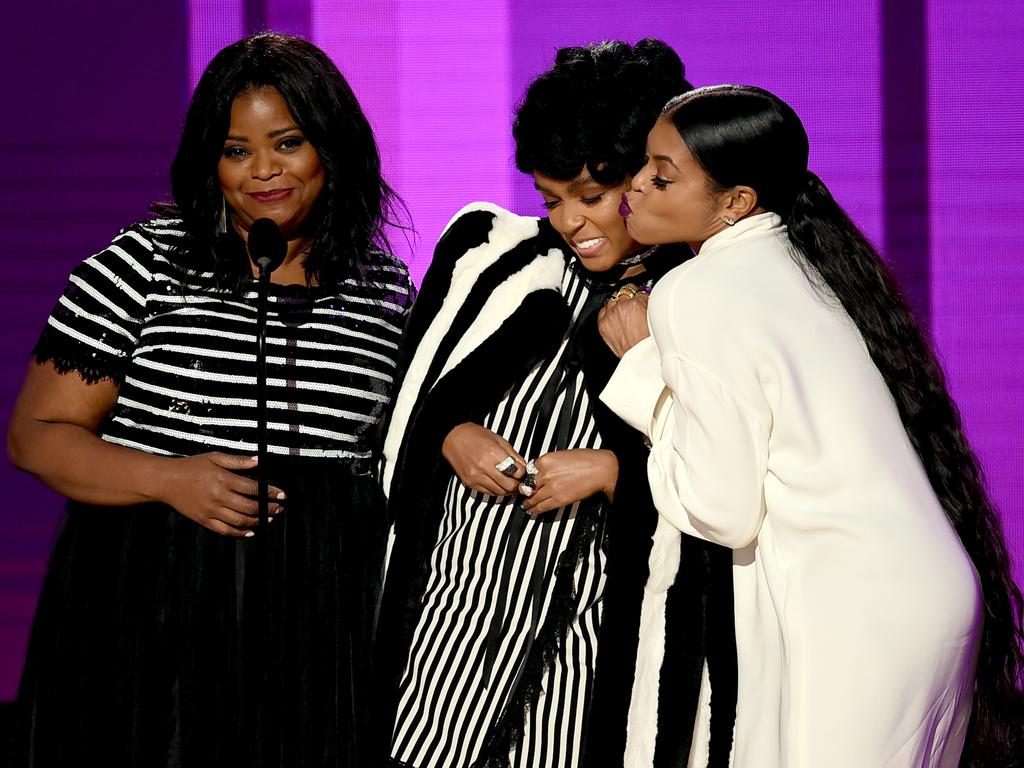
left=34, top=218, right=414, bottom=459
left=391, top=257, right=607, bottom=768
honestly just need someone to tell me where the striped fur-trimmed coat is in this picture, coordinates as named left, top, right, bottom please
left=375, top=202, right=736, bottom=767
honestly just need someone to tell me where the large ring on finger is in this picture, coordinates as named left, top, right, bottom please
left=519, top=474, right=536, bottom=496
left=613, top=283, right=639, bottom=300
left=495, top=455, right=519, bottom=478
left=526, top=461, right=538, bottom=477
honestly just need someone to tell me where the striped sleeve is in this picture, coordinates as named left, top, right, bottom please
left=33, top=224, right=154, bottom=384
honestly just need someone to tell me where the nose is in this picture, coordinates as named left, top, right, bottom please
left=631, top=162, right=652, bottom=193
left=250, top=151, right=282, bottom=181
left=559, top=200, right=586, bottom=234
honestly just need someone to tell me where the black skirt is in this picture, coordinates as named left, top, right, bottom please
left=14, top=456, right=387, bottom=767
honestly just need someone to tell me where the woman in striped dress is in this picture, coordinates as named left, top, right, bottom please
left=8, top=35, right=412, bottom=767
left=376, top=41, right=736, bottom=768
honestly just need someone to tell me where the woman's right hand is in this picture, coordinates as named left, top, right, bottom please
left=160, top=453, right=285, bottom=537
left=442, top=422, right=526, bottom=496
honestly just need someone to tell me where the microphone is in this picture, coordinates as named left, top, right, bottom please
left=247, top=217, right=287, bottom=274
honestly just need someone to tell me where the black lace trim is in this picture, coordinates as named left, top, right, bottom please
left=471, top=504, right=605, bottom=768
left=33, top=329, right=124, bottom=385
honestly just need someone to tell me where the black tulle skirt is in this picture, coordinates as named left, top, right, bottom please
left=14, top=456, right=387, bottom=768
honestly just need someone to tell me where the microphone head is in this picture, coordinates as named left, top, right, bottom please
left=248, top=218, right=287, bottom=273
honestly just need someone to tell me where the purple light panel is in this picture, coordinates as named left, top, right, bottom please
left=928, top=0, right=1024, bottom=585
left=1, top=0, right=1020, bottom=700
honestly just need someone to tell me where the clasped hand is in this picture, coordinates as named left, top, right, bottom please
left=597, top=291, right=651, bottom=358
left=162, top=452, right=285, bottom=537
left=442, top=423, right=618, bottom=516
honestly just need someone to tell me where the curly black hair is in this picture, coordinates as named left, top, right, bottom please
left=513, top=38, right=692, bottom=185
left=163, top=33, right=404, bottom=290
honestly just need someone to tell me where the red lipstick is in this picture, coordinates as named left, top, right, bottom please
left=248, top=189, right=293, bottom=203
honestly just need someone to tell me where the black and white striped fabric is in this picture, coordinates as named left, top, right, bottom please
left=35, top=218, right=413, bottom=458
left=391, top=259, right=607, bottom=768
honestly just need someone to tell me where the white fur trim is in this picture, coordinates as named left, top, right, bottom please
left=625, top=515, right=683, bottom=767
left=382, top=203, right=561, bottom=495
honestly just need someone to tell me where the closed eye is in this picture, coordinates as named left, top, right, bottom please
left=651, top=175, right=670, bottom=190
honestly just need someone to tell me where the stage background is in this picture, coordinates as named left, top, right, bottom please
left=0, top=0, right=1020, bottom=699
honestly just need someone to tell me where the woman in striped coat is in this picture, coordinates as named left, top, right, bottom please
left=376, top=40, right=736, bottom=768
left=8, top=34, right=412, bottom=767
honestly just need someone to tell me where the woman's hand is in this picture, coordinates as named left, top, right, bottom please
left=520, top=448, right=619, bottom=516
left=598, top=292, right=651, bottom=358
left=7, top=362, right=285, bottom=538
left=159, top=453, right=286, bottom=538
left=442, top=422, right=527, bottom=496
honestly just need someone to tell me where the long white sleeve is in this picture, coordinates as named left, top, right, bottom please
left=646, top=352, right=768, bottom=548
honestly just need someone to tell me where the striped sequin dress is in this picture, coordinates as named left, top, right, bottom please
left=17, top=218, right=413, bottom=768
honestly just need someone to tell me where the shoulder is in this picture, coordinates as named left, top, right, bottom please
left=66, top=217, right=190, bottom=304
left=84, top=217, right=188, bottom=277
left=419, top=201, right=556, bottom=302
left=437, top=202, right=543, bottom=256
left=355, top=248, right=416, bottom=311
left=648, top=238, right=787, bottom=369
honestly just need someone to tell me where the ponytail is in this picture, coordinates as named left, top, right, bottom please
left=786, top=171, right=1024, bottom=766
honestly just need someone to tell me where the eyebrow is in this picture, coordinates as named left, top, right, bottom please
left=533, top=175, right=598, bottom=195
left=224, top=126, right=302, bottom=142
left=653, top=154, right=680, bottom=170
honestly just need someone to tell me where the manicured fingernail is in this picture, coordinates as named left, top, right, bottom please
left=276, top=491, right=286, bottom=500
left=245, top=531, right=255, bottom=538
left=268, top=515, right=275, bottom=524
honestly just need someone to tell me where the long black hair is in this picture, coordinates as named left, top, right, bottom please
left=664, top=84, right=1024, bottom=766
left=165, top=33, right=404, bottom=289
left=513, top=38, right=692, bottom=184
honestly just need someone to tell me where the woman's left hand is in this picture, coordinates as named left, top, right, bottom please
left=520, top=449, right=619, bottom=516
left=598, top=292, right=651, bottom=358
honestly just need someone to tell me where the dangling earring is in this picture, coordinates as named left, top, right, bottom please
left=217, top=197, right=228, bottom=235
left=723, top=215, right=736, bottom=226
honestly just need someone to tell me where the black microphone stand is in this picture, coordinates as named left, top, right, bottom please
left=256, top=256, right=273, bottom=530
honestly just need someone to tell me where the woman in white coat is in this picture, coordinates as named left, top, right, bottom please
left=598, top=85, right=1024, bottom=767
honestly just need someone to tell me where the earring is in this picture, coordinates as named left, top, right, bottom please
left=723, top=215, right=736, bottom=226
left=217, top=197, right=228, bottom=235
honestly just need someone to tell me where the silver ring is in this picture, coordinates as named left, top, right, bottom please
left=526, top=461, right=538, bottom=477
left=519, top=481, right=535, bottom=497
left=495, top=455, right=518, bottom=478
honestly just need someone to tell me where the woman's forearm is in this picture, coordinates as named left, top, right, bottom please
left=8, top=418, right=175, bottom=507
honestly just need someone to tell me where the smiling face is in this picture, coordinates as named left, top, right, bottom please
left=533, top=170, right=640, bottom=273
left=622, top=117, right=728, bottom=252
left=218, top=86, right=326, bottom=241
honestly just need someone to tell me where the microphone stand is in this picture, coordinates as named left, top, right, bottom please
left=256, top=256, right=273, bottom=530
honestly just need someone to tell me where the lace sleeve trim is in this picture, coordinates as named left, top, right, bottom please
left=32, top=327, right=126, bottom=385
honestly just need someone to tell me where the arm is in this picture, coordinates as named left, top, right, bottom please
left=644, top=354, right=768, bottom=548
left=8, top=361, right=283, bottom=536
left=599, top=275, right=770, bottom=548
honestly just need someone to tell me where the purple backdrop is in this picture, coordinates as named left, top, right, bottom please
left=1, top=0, right=1020, bottom=700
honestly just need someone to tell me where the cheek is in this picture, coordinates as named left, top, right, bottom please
left=217, top=161, right=238, bottom=195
